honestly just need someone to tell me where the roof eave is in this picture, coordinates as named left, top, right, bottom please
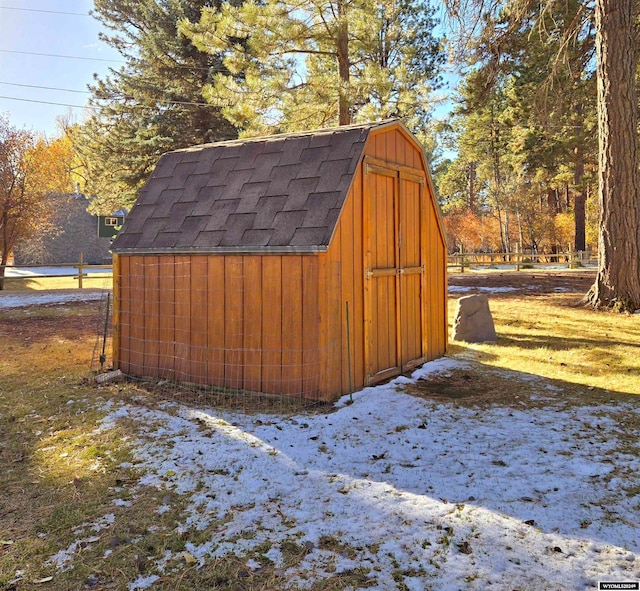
left=112, top=245, right=329, bottom=256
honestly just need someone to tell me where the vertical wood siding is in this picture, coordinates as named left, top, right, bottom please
left=112, top=254, right=121, bottom=369
left=115, top=254, right=324, bottom=398
left=206, top=257, right=225, bottom=383
left=243, top=257, right=262, bottom=392
left=224, top=256, right=244, bottom=389
left=281, top=256, right=303, bottom=394
left=261, top=257, right=282, bottom=392
left=129, top=256, right=146, bottom=375
left=158, top=256, right=176, bottom=378
left=317, top=126, right=446, bottom=396
left=190, top=256, right=208, bottom=383
left=113, top=123, right=446, bottom=400
left=143, top=256, right=159, bottom=376
left=117, top=255, right=130, bottom=373
left=174, top=256, right=191, bottom=381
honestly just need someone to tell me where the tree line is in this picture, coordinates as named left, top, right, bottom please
left=437, top=0, right=597, bottom=258
left=0, top=115, right=75, bottom=289
left=1, top=0, right=638, bottom=309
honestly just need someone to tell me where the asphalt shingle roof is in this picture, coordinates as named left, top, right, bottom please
left=112, top=121, right=388, bottom=253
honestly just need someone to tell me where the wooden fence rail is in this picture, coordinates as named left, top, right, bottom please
left=2, top=250, right=597, bottom=289
left=1, top=253, right=112, bottom=289
left=448, top=250, right=597, bottom=273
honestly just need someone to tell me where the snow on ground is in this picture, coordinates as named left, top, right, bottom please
left=82, top=358, right=640, bottom=591
left=4, top=266, right=111, bottom=278
left=456, top=263, right=597, bottom=272
left=5, top=288, right=636, bottom=589
left=0, top=266, right=111, bottom=308
left=448, top=285, right=519, bottom=294
left=0, top=290, right=108, bottom=309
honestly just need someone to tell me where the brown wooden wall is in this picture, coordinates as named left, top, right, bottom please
left=317, top=125, right=447, bottom=395
left=114, top=253, right=330, bottom=399
left=113, top=123, right=447, bottom=401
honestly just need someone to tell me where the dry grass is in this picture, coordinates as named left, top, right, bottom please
left=1, top=273, right=638, bottom=590
left=446, top=274, right=640, bottom=396
left=0, top=302, right=362, bottom=591
left=400, top=364, right=540, bottom=406
left=0, top=303, right=144, bottom=590
left=400, top=361, right=636, bottom=415
left=2, top=274, right=112, bottom=292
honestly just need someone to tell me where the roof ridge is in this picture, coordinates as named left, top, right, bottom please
left=174, top=118, right=399, bottom=154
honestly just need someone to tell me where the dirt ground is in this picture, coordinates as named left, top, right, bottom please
left=0, top=302, right=101, bottom=347
left=448, top=269, right=596, bottom=298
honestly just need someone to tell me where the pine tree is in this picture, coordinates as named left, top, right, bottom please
left=438, top=0, right=598, bottom=255
left=179, top=0, right=444, bottom=136
left=585, top=0, right=640, bottom=309
left=72, top=0, right=237, bottom=212
left=445, top=0, right=640, bottom=309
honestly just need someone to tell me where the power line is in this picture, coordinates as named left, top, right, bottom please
left=0, top=6, right=89, bottom=17
left=0, top=49, right=217, bottom=72
left=0, top=49, right=124, bottom=63
left=0, top=94, right=218, bottom=110
left=0, top=81, right=91, bottom=94
left=0, top=95, right=95, bottom=109
left=0, top=82, right=215, bottom=107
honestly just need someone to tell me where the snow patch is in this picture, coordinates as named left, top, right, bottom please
left=46, top=359, right=640, bottom=589
left=449, top=285, right=520, bottom=294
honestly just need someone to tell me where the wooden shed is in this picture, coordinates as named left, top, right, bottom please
left=111, top=119, right=447, bottom=401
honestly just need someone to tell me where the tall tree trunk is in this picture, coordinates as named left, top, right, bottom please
left=574, top=192, right=586, bottom=252
left=0, top=212, right=9, bottom=291
left=585, top=0, right=640, bottom=310
left=336, top=0, right=351, bottom=126
left=547, top=188, right=558, bottom=214
left=468, top=161, right=476, bottom=211
left=516, top=208, right=524, bottom=251
left=572, top=99, right=586, bottom=252
left=503, top=210, right=511, bottom=253
left=495, top=206, right=506, bottom=254
left=0, top=224, right=9, bottom=290
left=0, top=252, right=7, bottom=291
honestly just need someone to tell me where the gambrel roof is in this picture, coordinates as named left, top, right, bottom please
left=111, top=121, right=397, bottom=254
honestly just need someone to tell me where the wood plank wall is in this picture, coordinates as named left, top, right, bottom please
left=427, top=197, right=448, bottom=357
left=316, top=173, right=364, bottom=398
left=367, top=128, right=447, bottom=365
left=115, top=253, right=325, bottom=399
left=318, top=126, right=447, bottom=396
left=114, top=124, right=447, bottom=401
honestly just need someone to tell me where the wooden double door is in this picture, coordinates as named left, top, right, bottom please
left=364, top=162, right=426, bottom=384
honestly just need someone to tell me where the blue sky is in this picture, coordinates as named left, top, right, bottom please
left=0, top=0, right=119, bottom=137
left=0, top=1, right=457, bottom=139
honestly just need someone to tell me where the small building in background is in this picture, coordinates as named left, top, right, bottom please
left=13, top=193, right=120, bottom=265
left=98, top=209, right=127, bottom=239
